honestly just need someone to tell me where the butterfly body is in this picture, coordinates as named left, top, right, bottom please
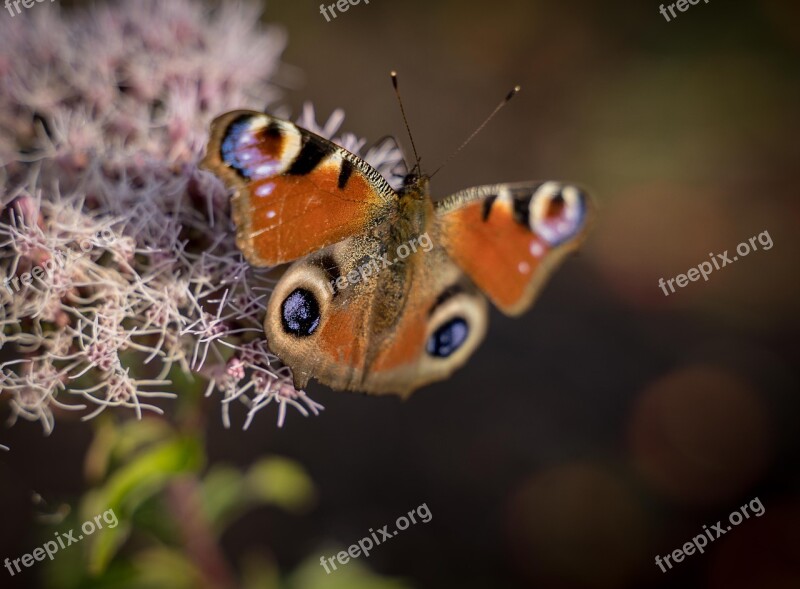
left=203, top=111, right=591, bottom=397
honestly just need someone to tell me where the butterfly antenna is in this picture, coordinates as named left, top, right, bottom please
left=390, top=71, right=422, bottom=174
left=430, top=84, right=521, bottom=179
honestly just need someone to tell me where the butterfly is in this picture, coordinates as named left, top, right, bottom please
left=201, top=107, right=591, bottom=398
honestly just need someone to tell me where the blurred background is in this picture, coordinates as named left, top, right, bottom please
left=1, top=0, right=799, bottom=588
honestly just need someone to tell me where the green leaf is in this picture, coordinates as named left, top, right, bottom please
left=240, top=552, right=281, bottom=589
left=82, top=436, right=204, bottom=574
left=100, top=436, right=203, bottom=512
left=84, top=419, right=118, bottom=483
left=200, top=466, right=246, bottom=533
left=85, top=520, right=133, bottom=578
left=132, top=547, right=204, bottom=589
left=112, top=418, right=173, bottom=461
left=85, top=418, right=172, bottom=486
left=289, top=552, right=415, bottom=589
left=244, top=457, right=316, bottom=513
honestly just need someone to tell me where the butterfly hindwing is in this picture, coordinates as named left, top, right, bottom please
left=436, top=181, right=591, bottom=316
left=202, top=110, right=398, bottom=266
left=263, top=228, right=489, bottom=398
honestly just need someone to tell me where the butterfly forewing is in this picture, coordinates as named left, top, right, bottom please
left=202, top=110, right=398, bottom=267
left=436, top=181, right=591, bottom=315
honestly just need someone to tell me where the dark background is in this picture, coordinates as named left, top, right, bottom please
left=2, top=0, right=799, bottom=587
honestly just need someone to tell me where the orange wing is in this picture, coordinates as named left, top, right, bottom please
left=202, top=110, right=398, bottom=266
left=436, top=181, right=592, bottom=315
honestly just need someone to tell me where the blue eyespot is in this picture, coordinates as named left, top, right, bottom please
left=531, top=182, right=588, bottom=247
left=426, top=318, right=469, bottom=358
left=221, top=117, right=255, bottom=177
left=281, top=288, right=320, bottom=337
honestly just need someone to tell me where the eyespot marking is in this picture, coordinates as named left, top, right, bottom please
left=427, top=317, right=469, bottom=358
left=281, top=288, right=320, bottom=337
left=221, top=116, right=285, bottom=179
left=530, top=182, right=587, bottom=246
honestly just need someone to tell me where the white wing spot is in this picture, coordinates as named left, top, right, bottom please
left=530, top=241, right=544, bottom=257
left=255, top=182, right=276, bottom=198
left=497, top=186, right=513, bottom=204
left=254, top=162, right=281, bottom=177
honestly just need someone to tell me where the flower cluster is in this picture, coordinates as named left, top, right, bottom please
left=0, top=0, right=405, bottom=440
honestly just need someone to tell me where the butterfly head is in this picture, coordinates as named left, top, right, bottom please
left=399, top=171, right=430, bottom=201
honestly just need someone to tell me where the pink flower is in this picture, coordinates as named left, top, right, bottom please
left=0, top=0, right=404, bottom=441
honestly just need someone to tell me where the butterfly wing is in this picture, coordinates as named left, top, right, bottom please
left=202, top=110, right=399, bottom=266
left=435, top=181, right=592, bottom=315
left=263, top=229, right=489, bottom=398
